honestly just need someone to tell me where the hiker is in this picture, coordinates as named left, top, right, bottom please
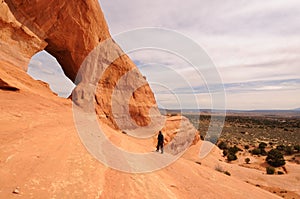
left=156, top=131, right=164, bottom=154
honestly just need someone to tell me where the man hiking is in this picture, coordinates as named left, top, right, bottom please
left=156, top=131, right=164, bottom=154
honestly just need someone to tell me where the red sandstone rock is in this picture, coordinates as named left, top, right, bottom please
left=0, top=1, right=289, bottom=198
left=0, top=1, right=46, bottom=71
left=4, top=0, right=159, bottom=130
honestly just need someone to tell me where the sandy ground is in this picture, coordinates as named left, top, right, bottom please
left=184, top=142, right=300, bottom=199
left=0, top=65, right=291, bottom=198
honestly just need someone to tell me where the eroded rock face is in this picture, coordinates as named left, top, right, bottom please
left=4, top=0, right=159, bottom=130
left=0, top=1, right=46, bottom=71
left=160, top=115, right=200, bottom=155
left=6, top=0, right=110, bottom=81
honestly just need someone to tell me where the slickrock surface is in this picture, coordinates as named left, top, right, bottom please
left=0, top=0, right=289, bottom=198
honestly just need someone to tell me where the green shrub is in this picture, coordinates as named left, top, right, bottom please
left=223, top=150, right=228, bottom=157
left=218, top=141, right=228, bottom=150
left=266, top=166, right=275, bottom=175
left=266, top=149, right=285, bottom=167
left=251, top=148, right=261, bottom=155
left=250, top=147, right=267, bottom=156
left=259, top=142, right=267, bottom=149
left=228, top=145, right=242, bottom=155
left=260, top=148, right=267, bottom=156
left=294, top=145, right=300, bottom=153
left=269, top=142, right=273, bottom=146
left=276, top=145, right=286, bottom=151
left=245, top=158, right=250, bottom=164
left=227, top=153, right=237, bottom=161
left=284, top=146, right=294, bottom=155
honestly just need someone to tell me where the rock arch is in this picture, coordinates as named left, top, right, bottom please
left=3, top=0, right=158, bottom=129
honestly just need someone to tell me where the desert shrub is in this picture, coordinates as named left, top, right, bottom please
left=227, top=153, right=237, bottom=161
left=223, top=150, right=228, bottom=157
left=245, top=158, right=250, bottom=164
left=266, top=166, right=275, bottom=175
left=244, top=145, right=250, bottom=150
left=251, top=148, right=261, bottom=155
left=294, top=145, right=300, bottom=153
left=260, top=148, right=267, bottom=156
left=251, top=147, right=267, bottom=156
left=259, top=142, right=267, bottom=149
left=228, top=145, right=242, bottom=155
left=276, top=145, right=286, bottom=151
left=269, top=142, right=273, bottom=146
left=284, top=146, right=294, bottom=155
left=266, top=149, right=285, bottom=167
left=225, top=145, right=242, bottom=162
left=218, top=141, right=228, bottom=150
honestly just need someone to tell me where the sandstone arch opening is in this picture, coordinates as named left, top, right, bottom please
left=27, top=51, right=75, bottom=98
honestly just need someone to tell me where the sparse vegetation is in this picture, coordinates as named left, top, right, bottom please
left=251, top=148, right=262, bottom=155
left=266, top=166, right=275, bottom=175
left=274, top=144, right=297, bottom=155
left=251, top=143, right=267, bottom=156
left=258, top=142, right=267, bottom=149
left=183, top=112, right=298, bottom=178
left=227, top=153, right=237, bottom=161
left=217, top=141, right=228, bottom=150
left=245, top=158, right=250, bottom=164
left=276, top=145, right=286, bottom=151
left=222, top=145, right=241, bottom=162
left=266, top=149, right=285, bottom=167
left=228, top=145, right=242, bottom=154
left=185, top=113, right=300, bottom=147
left=284, top=146, right=294, bottom=155
left=269, top=142, right=273, bottom=146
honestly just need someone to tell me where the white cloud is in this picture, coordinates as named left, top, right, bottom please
left=225, top=89, right=300, bottom=110
left=99, top=0, right=300, bottom=109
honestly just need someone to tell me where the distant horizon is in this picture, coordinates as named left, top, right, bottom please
left=158, top=107, right=300, bottom=112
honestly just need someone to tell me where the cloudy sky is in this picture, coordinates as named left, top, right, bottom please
left=28, top=0, right=300, bottom=110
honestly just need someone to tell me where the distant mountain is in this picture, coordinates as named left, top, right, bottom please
left=293, top=108, right=300, bottom=111
left=159, top=108, right=300, bottom=115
